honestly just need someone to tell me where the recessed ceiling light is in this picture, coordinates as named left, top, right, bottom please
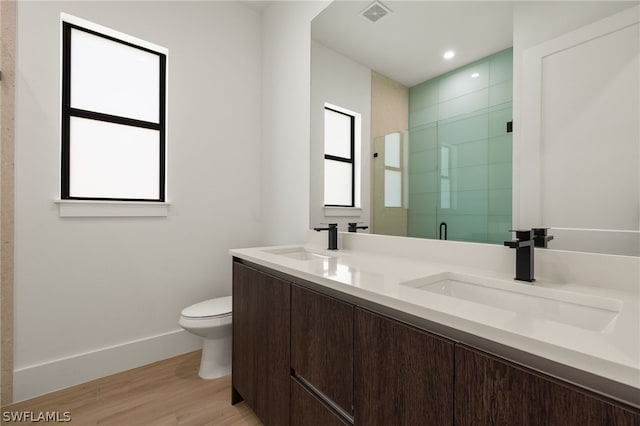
left=471, top=73, right=480, bottom=78
left=443, top=50, right=455, bottom=60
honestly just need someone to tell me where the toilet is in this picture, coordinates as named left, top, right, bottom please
left=179, top=296, right=232, bottom=379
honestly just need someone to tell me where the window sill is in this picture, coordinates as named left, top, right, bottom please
left=56, top=200, right=170, bottom=217
left=324, top=207, right=362, bottom=217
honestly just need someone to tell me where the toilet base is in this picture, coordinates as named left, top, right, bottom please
left=198, top=332, right=231, bottom=379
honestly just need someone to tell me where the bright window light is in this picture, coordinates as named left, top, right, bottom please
left=61, top=16, right=167, bottom=202
left=323, top=105, right=360, bottom=207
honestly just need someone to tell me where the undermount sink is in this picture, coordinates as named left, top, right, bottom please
left=262, top=246, right=336, bottom=261
left=401, top=272, right=621, bottom=332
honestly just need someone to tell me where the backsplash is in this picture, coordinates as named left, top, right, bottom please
left=306, top=230, right=639, bottom=293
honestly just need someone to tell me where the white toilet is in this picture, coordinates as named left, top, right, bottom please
left=179, top=296, right=232, bottom=379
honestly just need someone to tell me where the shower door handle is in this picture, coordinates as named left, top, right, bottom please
left=439, top=222, right=448, bottom=240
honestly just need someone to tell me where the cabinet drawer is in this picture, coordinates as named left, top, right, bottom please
left=291, top=377, right=351, bottom=426
left=291, top=285, right=354, bottom=414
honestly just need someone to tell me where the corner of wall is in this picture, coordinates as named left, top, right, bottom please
left=1, top=0, right=16, bottom=406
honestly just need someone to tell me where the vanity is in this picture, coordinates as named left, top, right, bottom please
left=229, top=232, right=640, bottom=425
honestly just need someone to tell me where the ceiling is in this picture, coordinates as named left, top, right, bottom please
left=241, top=1, right=273, bottom=14
left=312, top=1, right=514, bottom=87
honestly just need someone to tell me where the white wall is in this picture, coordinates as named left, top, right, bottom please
left=310, top=41, right=371, bottom=232
left=17, top=0, right=637, bottom=404
left=14, top=1, right=263, bottom=401
left=260, top=1, right=330, bottom=245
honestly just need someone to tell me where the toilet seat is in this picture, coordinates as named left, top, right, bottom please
left=181, top=296, right=232, bottom=319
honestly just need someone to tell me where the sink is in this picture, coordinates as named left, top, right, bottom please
left=262, top=246, right=337, bottom=261
left=401, top=272, right=621, bottom=332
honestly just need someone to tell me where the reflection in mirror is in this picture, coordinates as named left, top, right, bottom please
left=311, top=1, right=639, bottom=256
left=405, top=48, right=513, bottom=245
left=372, top=44, right=513, bottom=245
left=518, top=2, right=640, bottom=256
left=373, top=131, right=408, bottom=236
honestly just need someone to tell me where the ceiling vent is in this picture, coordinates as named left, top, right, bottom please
left=360, top=1, right=392, bottom=23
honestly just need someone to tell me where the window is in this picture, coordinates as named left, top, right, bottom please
left=384, top=132, right=402, bottom=208
left=324, top=106, right=355, bottom=207
left=61, top=16, right=167, bottom=202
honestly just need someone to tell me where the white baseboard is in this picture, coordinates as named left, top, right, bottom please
left=13, top=329, right=202, bottom=403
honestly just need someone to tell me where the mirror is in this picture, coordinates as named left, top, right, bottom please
left=310, top=1, right=640, bottom=256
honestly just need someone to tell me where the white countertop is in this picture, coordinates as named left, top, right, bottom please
left=230, top=235, right=640, bottom=407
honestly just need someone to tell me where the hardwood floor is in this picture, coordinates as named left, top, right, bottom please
left=2, top=351, right=262, bottom=425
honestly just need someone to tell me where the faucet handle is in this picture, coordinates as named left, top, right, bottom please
left=532, top=227, right=554, bottom=248
left=532, top=227, right=550, bottom=236
left=508, top=229, right=533, bottom=240
left=348, top=222, right=368, bottom=232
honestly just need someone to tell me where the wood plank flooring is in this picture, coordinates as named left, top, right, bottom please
left=1, top=351, right=262, bottom=425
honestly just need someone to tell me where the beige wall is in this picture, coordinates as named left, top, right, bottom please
left=371, top=72, right=408, bottom=140
left=370, top=72, right=408, bottom=236
left=0, top=0, right=16, bottom=406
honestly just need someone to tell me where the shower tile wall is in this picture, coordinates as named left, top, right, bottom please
left=408, top=48, right=512, bottom=244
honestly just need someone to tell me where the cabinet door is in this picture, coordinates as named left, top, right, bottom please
left=354, top=308, right=455, bottom=425
left=291, top=285, right=354, bottom=415
left=291, top=378, right=350, bottom=426
left=232, top=262, right=290, bottom=426
left=455, top=345, right=640, bottom=426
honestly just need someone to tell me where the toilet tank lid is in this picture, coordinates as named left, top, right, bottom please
left=181, top=296, right=232, bottom=318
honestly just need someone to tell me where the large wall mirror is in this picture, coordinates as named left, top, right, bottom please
left=310, top=0, right=639, bottom=257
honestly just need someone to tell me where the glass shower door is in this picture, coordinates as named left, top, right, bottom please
left=407, top=48, right=513, bottom=244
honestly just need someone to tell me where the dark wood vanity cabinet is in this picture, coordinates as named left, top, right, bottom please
left=231, top=262, right=291, bottom=426
left=354, top=308, right=455, bottom=426
left=291, top=285, right=354, bottom=415
left=455, top=345, right=640, bottom=426
left=232, top=260, right=640, bottom=426
left=291, top=286, right=456, bottom=425
left=291, top=377, right=351, bottom=426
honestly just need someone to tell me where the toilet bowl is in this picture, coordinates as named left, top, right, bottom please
left=179, top=296, right=232, bottom=379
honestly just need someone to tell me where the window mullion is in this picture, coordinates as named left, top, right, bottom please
left=69, top=108, right=160, bottom=130
left=350, top=112, right=355, bottom=209
left=324, top=154, right=353, bottom=164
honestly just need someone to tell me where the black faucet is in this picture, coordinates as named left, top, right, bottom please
left=314, top=223, right=338, bottom=250
left=504, top=228, right=554, bottom=282
left=504, top=229, right=536, bottom=282
left=532, top=227, right=554, bottom=248
left=348, top=222, right=368, bottom=233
